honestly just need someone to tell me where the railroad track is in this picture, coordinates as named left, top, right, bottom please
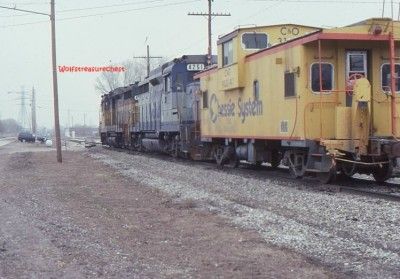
left=100, top=146, right=400, bottom=203
left=335, top=185, right=400, bottom=202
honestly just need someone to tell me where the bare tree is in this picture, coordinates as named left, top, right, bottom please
left=95, top=59, right=147, bottom=95
left=0, top=118, right=22, bottom=134
left=94, top=70, right=121, bottom=95
left=122, top=59, right=146, bottom=85
left=94, top=57, right=170, bottom=95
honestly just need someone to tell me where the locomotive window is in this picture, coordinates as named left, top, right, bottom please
left=253, top=80, right=260, bottom=99
left=381, top=63, right=400, bottom=92
left=311, top=63, right=334, bottom=93
left=222, top=40, right=233, bottom=66
left=242, top=33, right=268, bottom=50
left=164, top=75, right=171, bottom=93
left=123, top=91, right=131, bottom=99
left=284, top=72, right=296, bottom=97
left=139, top=83, right=149, bottom=94
left=202, top=91, right=208, bottom=108
left=176, top=73, right=184, bottom=92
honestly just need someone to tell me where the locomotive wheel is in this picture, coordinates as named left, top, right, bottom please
left=372, top=161, right=393, bottom=184
left=171, top=145, right=179, bottom=158
left=228, top=156, right=240, bottom=168
left=171, top=139, right=180, bottom=158
left=288, top=165, right=303, bottom=179
left=317, top=166, right=337, bottom=184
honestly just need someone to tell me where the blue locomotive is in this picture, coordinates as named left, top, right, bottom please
left=100, top=55, right=215, bottom=158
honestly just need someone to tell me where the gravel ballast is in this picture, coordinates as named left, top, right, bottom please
left=0, top=142, right=335, bottom=278
left=89, top=147, right=400, bottom=278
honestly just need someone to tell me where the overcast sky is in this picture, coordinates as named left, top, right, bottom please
left=0, top=0, right=391, bottom=129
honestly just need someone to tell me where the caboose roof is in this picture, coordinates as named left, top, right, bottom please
left=245, top=18, right=399, bottom=62
left=217, top=23, right=320, bottom=45
left=346, top=17, right=393, bottom=27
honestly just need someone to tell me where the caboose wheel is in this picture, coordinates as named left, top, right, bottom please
left=215, top=147, right=226, bottom=167
left=317, top=166, right=337, bottom=184
left=270, top=150, right=281, bottom=168
left=285, top=151, right=306, bottom=179
left=372, top=161, right=393, bottom=184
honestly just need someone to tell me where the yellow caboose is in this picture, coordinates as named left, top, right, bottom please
left=196, top=18, right=400, bottom=183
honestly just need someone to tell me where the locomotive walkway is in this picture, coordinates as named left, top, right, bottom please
left=0, top=141, right=334, bottom=278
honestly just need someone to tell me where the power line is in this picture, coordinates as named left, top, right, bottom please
left=134, top=45, right=163, bottom=77
left=248, top=0, right=383, bottom=3
left=188, top=0, right=230, bottom=65
left=0, top=0, right=165, bottom=18
left=174, top=1, right=280, bottom=58
left=0, top=0, right=201, bottom=28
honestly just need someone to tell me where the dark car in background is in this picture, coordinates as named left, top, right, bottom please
left=36, top=135, right=47, bottom=143
left=17, top=132, right=35, bottom=142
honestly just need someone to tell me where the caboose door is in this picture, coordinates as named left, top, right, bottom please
left=345, top=51, right=368, bottom=106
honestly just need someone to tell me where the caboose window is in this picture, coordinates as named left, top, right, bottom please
left=284, top=72, right=296, bottom=97
left=381, top=63, right=400, bottom=92
left=311, top=63, right=334, bottom=93
left=253, top=80, right=260, bottom=99
left=222, top=40, right=233, bottom=66
left=242, top=33, right=268, bottom=50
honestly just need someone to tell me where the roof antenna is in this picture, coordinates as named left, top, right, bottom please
left=382, top=0, right=385, bottom=18
left=398, top=2, right=400, bottom=20
left=391, top=0, right=394, bottom=19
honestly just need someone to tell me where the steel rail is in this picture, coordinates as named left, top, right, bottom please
left=101, top=145, right=400, bottom=203
left=337, top=185, right=400, bottom=202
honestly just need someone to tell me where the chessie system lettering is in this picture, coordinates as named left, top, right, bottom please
left=209, top=93, right=263, bottom=124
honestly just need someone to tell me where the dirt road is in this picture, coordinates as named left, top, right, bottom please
left=0, top=142, right=335, bottom=278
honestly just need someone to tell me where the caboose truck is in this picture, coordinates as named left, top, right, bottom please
left=196, top=18, right=400, bottom=183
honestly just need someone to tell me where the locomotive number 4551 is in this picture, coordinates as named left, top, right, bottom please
left=187, top=64, right=205, bottom=71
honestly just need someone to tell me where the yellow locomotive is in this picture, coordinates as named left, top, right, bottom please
left=195, top=18, right=400, bottom=183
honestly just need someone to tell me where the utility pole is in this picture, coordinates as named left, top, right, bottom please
left=134, top=45, right=162, bottom=77
left=188, top=0, right=231, bottom=65
left=19, top=87, right=27, bottom=130
left=0, top=1, right=62, bottom=163
left=31, top=87, right=37, bottom=135
left=51, top=0, right=62, bottom=162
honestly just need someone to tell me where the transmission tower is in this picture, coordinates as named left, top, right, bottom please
left=17, top=86, right=30, bottom=131
left=31, top=87, right=37, bottom=134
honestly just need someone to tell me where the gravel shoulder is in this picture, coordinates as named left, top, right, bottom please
left=0, top=143, right=335, bottom=278
left=87, top=147, right=400, bottom=279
